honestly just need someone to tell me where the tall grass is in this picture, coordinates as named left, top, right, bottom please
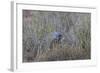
left=23, top=10, right=91, bottom=62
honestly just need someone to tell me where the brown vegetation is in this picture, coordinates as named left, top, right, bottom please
left=22, top=10, right=91, bottom=62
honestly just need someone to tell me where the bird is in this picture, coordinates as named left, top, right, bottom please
left=49, top=32, right=63, bottom=49
left=51, top=32, right=62, bottom=42
left=39, top=31, right=63, bottom=51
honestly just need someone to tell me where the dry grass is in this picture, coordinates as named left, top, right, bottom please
left=34, top=44, right=90, bottom=62
left=23, top=10, right=91, bottom=62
